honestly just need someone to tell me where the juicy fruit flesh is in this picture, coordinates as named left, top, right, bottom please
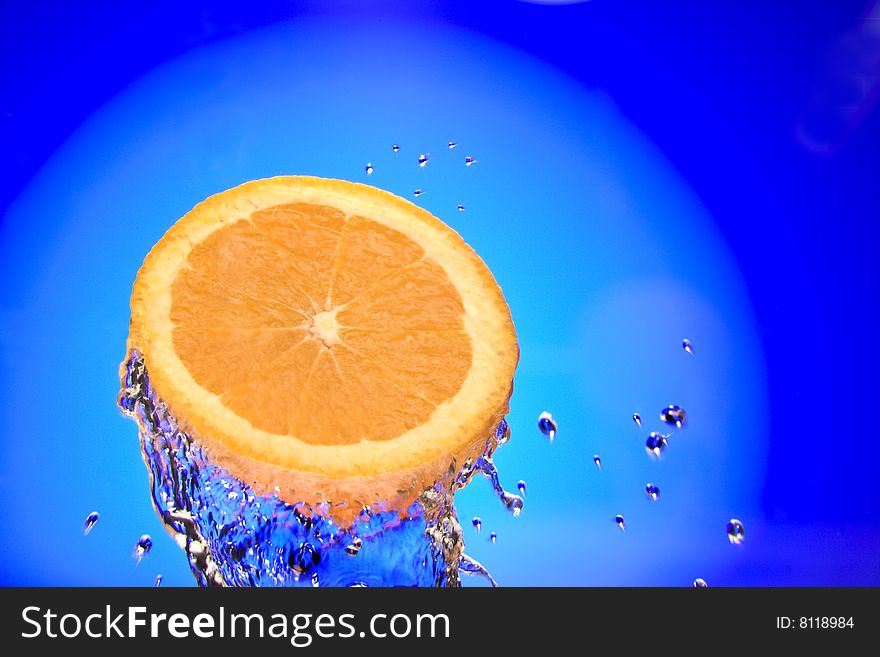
left=170, top=202, right=473, bottom=446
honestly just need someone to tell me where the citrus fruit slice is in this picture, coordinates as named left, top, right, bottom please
left=126, top=176, right=518, bottom=523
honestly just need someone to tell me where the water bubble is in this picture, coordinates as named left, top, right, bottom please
left=683, top=338, right=694, bottom=355
left=418, top=153, right=430, bottom=167
left=645, top=432, right=669, bottom=459
left=457, top=204, right=465, bottom=212
left=448, top=141, right=457, bottom=149
left=82, top=511, right=100, bottom=536
left=645, top=483, right=660, bottom=501
left=472, top=517, right=482, bottom=533
left=155, top=575, right=163, bottom=587
left=693, top=578, right=708, bottom=588
left=632, top=412, right=642, bottom=428
left=413, top=189, right=425, bottom=197
left=660, top=405, right=687, bottom=428
left=537, top=411, right=557, bottom=441
left=495, top=418, right=511, bottom=445
left=365, top=163, right=374, bottom=175
left=133, top=535, right=153, bottom=563
left=615, top=515, right=626, bottom=532
left=392, top=144, right=400, bottom=153
left=727, top=519, right=745, bottom=545
left=517, top=480, right=527, bottom=496
left=345, top=536, right=363, bottom=557
left=465, top=156, right=476, bottom=166
left=593, top=455, right=602, bottom=470
left=489, top=532, right=497, bottom=544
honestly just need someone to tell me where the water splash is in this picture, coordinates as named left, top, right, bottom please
left=693, top=578, right=708, bottom=587
left=82, top=511, right=100, bottom=536
left=118, top=350, right=513, bottom=587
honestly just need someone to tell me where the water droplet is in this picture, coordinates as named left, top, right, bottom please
left=632, top=412, right=642, bottom=428
left=693, top=578, right=708, bottom=588
left=465, top=155, right=476, bottom=166
left=645, top=483, right=660, bottom=501
left=517, top=480, right=526, bottom=496
left=727, top=519, right=745, bottom=544
left=82, top=511, right=100, bottom=536
left=418, top=153, right=430, bottom=167
left=660, top=405, right=687, bottom=428
left=413, top=189, right=425, bottom=197
left=489, top=532, right=497, bottom=544
left=472, top=517, right=482, bottom=533
left=495, top=419, right=511, bottom=445
left=645, top=432, right=669, bottom=459
left=537, top=411, right=557, bottom=441
left=457, top=204, right=465, bottom=212
left=392, top=144, right=400, bottom=153
left=615, top=515, right=626, bottom=532
left=365, top=162, right=374, bottom=175
left=154, top=575, right=163, bottom=587
left=593, top=455, right=602, bottom=470
left=345, top=536, right=363, bottom=556
left=501, top=491, right=524, bottom=517
left=447, top=141, right=457, bottom=149
left=133, top=535, right=153, bottom=563
left=683, top=338, right=694, bottom=355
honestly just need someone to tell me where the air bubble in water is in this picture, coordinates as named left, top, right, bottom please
left=645, top=483, right=660, bottom=501
left=727, top=519, right=745, bottom=545
left=413, top=189, right=425, bottom=197
left=365, top=163, right=374, bottom=175
left=645, top=432, right=669, bottom=459
left=633, top=412, right=642, bottom=428
left=457, top=204, right=465, bottom=212
left=489, top=532, right=497, bottom=544
left=418, top=153, right=430, bottom=167
left=615, top=515, right=626, bottom=532
left=537, top=411, right=557, bottom=441
left=448, top=141, right=457, bottom=149
left=472, top=517, right=482, bottom=533
left=593, top=455, right=602, bottom=470
left=392, top=144, right=400, bottom=153
left=660, top=405, right=687, bottom=428
left=133, top=535, right=153, bottom=563
left=345, top=537, right=363, bottom=557
left=683, top=338, right=694, bottom=355
left=517, top=480, right=526, bottom=496
left=82, top=511, right=100, bottom=536
left=465, top=156, right=476, bottom=166
left=155, top=575, right=163, bottom=587
left=693, top=578, right=708, bottom=587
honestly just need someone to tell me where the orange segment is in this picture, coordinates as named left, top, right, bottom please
left=126, top=176, right=518, bottom=522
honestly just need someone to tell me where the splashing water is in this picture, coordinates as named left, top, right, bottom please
left=693, top=578, right=708, bottom=588
left=82, top=511, right=100, bottom=536
left=118, top=350, right=514, bottom=587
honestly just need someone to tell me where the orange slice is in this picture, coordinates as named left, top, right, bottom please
left=127, top=176, right=518, bottom=523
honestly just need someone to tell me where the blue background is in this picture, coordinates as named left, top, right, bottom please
left=1, top=1, right=878, bottom=586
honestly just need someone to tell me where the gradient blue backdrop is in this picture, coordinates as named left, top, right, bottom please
left=1, top=1, right=878, bottom=586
